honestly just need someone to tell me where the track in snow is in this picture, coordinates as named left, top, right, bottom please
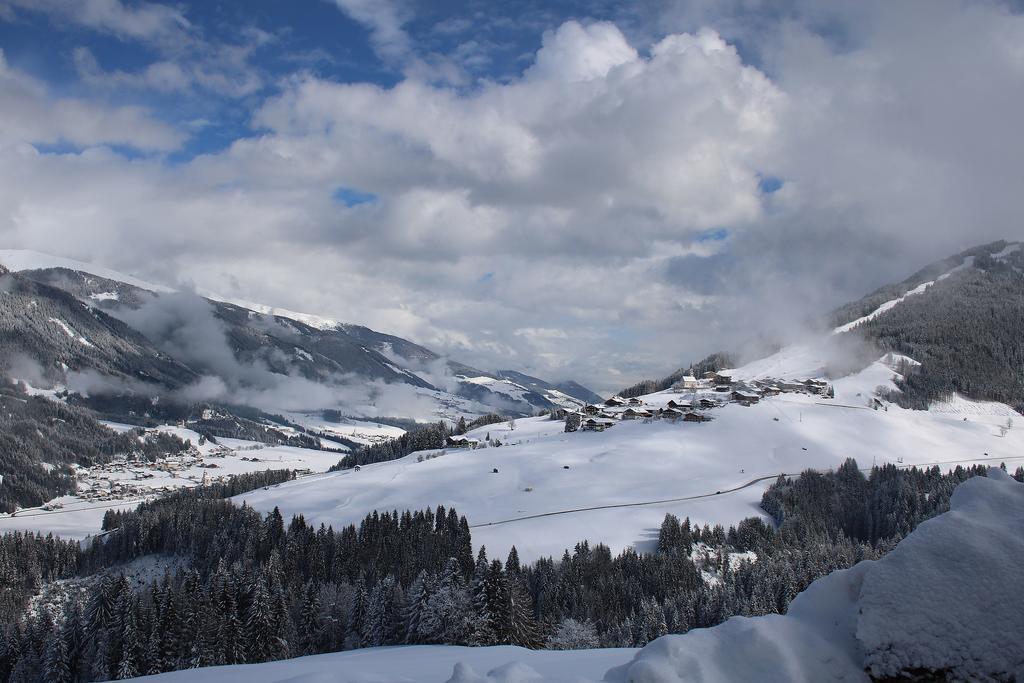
left=469, top=455, right=1024, bottom=529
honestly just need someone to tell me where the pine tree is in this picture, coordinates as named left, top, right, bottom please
left=300, top=583, right=322, bottom=655
left=43, top=627, right=71, bottom=683
left=116, top=605, right=140, bottom=680
left=403, top=571, right=434, bottom=644
left=245, top=576, right=275, bottom=663
left=420, top=559, right=470, bottom=644
left=468, top=550, right=496, bottom=645
left=504, top=573, right=539, bottom=648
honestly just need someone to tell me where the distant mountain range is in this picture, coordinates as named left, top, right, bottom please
left=0, top=250, right=601, bottom=422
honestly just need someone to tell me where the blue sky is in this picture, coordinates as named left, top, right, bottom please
left=0, top=0, right=651, bottom=160
left=1, top=0, right=1022, bottom=391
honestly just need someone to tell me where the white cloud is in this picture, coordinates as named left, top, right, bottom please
left=0, top=0, right=189, bottom=42
left=0, top=50, right=184, bottom=151
left=329, top=0, right=412, bottom=64
left=2, top=3, right=1024, bottom=393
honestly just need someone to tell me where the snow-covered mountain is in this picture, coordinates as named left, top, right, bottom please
left=206, top=240, right=1024, bottom=564
left=0, top=250, right=598, bottom=421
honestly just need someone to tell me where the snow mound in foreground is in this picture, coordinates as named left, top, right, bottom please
left=602, top=468, right=1024, bottom=683
left=858, top=468, right=1024, bottom=680
left=446, top=660, right=543, bottom=682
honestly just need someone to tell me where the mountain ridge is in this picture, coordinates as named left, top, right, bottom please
left=0, top=250, right=600, bottom=420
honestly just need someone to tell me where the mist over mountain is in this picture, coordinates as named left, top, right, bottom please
left=0, top=253, right=600, bottom=424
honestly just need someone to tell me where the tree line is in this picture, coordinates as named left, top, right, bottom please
left=2, top=460, right=1014, bottom=682
left=328, top=413, right=507, bottom=470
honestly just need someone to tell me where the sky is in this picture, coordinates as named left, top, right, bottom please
left=0, top=0, right=1023, bottom=393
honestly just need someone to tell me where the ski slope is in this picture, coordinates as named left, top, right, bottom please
left=235, top=358, right=1024, bottom=562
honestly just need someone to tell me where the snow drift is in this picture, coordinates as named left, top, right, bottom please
left=603, top=467, right=1024, bottom=682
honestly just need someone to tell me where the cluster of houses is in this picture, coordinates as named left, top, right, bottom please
left=565, top=395, right=715, bottom=432
left=71, top=449, right=231, bottom=503
left=563, top=371, right=833, bottom=432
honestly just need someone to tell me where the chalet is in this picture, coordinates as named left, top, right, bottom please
left=667, top=399, right=692, bottom=410
left=714, top=385, right=731, bottom=393
left=584, top=404, right=602, bottom=415
left=673, top=375, right=700, bottom=390
left=683, top=411, right=711, bottom=423
left=761, top=385, right=781, bottom=396
left=779, top=380, right=805, bottom=393
left=621, top=407, right=653, bottom=420
left=604, top=396, right=627, bottom=407
left=803, top=379, right=830, bottom=395
left=582, top=418, right=615, bottom=432
left=446, top=435, right=480, bottom=449
left=660, top=408, right=683, bottom=420
left=713, top=372, right=734, bottom=385
left=698, top=397, right=718, bottom=409
left=702, top=371, right=718, bottom=380
left=732, top=390, right=760, bottom=404
left=626, top=397, right=644, bottom=406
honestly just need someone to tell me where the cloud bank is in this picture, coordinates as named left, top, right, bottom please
left=1, top=1, right=1023, bottom=392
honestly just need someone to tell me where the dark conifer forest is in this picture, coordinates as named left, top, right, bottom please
left=2, top=460, right=1013, bottom=682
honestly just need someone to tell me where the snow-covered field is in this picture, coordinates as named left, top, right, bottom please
left=235, top=358, right=1024, bottom=562
left=127, top=645, right=634, bottom=683
left=123, top=470, right=1023, bottom=683
left=283, top=412, right=409, bottom=446
left=0, top=425, right=345, bottom=540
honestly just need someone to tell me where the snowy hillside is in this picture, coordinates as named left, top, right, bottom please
left=234, top=356, right=1024, bottom=562
left=118, top=469, right=1023, bottom=683
left=0, top=249, right=600, bottom=420
left=605, top=468, right=1024, bottom=682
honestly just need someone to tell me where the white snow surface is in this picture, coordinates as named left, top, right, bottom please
left=606, top=468, right=1024, bottom=682
left=857, top=468, right=1024, bottom=679
left=123, top=645, right=633, bottom=683
left=124, top=471, right=1022, bottom=683
left=235, top=358, right=1024, bottom=563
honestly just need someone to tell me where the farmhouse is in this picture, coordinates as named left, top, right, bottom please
left=582, top=418, right=615, bottom=432
left=584, top=404, right=602, bottom=415
left=621, top=407, right=653, bottom=420
left=446, top=435, right=480, bottom=449
left=667, top=399, right=692, bottom=410
left=604, top=396, right=627, bottom=407
left=732, top=389, right=760, bottom=404
left=683, top=411, right=711, bottom=423
left=672, top=375, right=700, bottom=390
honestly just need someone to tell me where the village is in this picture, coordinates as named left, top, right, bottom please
left=441, top=371, right=835, bottom=450
left=558, top=371, right=834, bottom=432
left=39, top=440, right=317, bottom=510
